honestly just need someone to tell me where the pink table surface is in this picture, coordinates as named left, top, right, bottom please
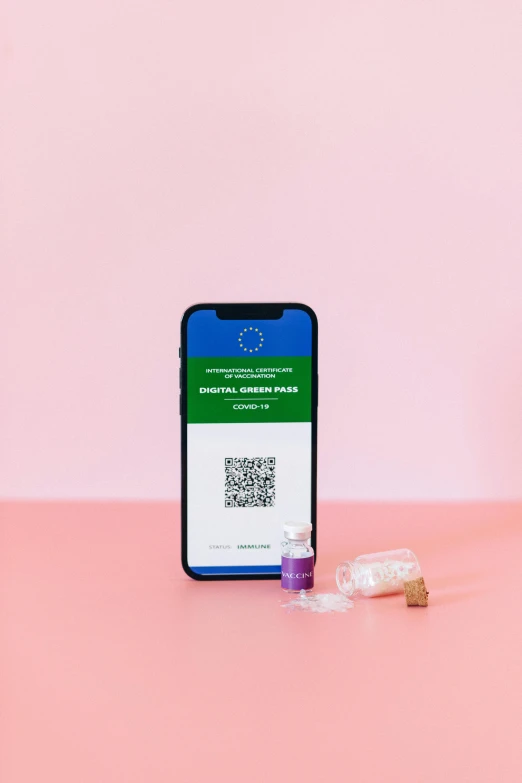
left=1, top=502, right=521, bottom=783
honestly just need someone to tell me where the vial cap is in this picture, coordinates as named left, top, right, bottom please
left=283, top=522, right=313, bottom=541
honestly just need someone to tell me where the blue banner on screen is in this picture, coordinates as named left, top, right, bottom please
left=187, top=308, right=312, bottom=357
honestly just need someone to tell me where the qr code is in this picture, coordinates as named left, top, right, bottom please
left=225, top=457, right=276, bottom=508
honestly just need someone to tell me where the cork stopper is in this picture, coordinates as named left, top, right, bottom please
left=404, top=577, right=429, bottom=607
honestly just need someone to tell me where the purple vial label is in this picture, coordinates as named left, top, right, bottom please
left=281, top=555, right=314, bottom=591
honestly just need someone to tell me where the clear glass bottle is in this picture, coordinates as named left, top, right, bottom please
left=281, top=522, right=314, bottom=592
left=336, top=548, right=421, bottom=598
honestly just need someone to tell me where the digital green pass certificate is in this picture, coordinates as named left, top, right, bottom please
left=185, top=308, right=313, bottom=575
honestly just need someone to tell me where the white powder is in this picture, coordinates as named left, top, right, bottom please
left=281, top=589, right=354, bottom=613
left=356, top=559, right=420, bottom=597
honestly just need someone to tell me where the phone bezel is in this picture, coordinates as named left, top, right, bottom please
left=180, top=302, right=318, bottom=580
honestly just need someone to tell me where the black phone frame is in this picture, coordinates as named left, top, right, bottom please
left=180, top=302, right=318, bottom=580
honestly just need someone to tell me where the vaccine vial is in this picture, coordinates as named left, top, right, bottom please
left=281, top=522, right=314, bottom=592
left=336, top=548, right=422, bottom=598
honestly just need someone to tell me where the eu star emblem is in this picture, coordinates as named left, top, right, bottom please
left=238, top=327, right=264, bottom=353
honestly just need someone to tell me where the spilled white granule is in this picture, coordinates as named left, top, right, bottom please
left=281, top=589, right=354, bottom=613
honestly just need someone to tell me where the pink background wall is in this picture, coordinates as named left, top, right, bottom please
left=1, top=0, right=521, bottom=500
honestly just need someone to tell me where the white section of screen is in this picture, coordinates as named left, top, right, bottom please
left=187, top=422, right=311, bottom=568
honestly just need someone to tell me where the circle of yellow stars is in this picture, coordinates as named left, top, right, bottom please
left=238, top=326, right=264, bottom=352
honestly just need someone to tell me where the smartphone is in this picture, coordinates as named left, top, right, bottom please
left=180, top=302, right=318, bottom=580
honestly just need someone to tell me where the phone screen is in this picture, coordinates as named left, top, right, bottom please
left=183, top=306, right=315, bottom=576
